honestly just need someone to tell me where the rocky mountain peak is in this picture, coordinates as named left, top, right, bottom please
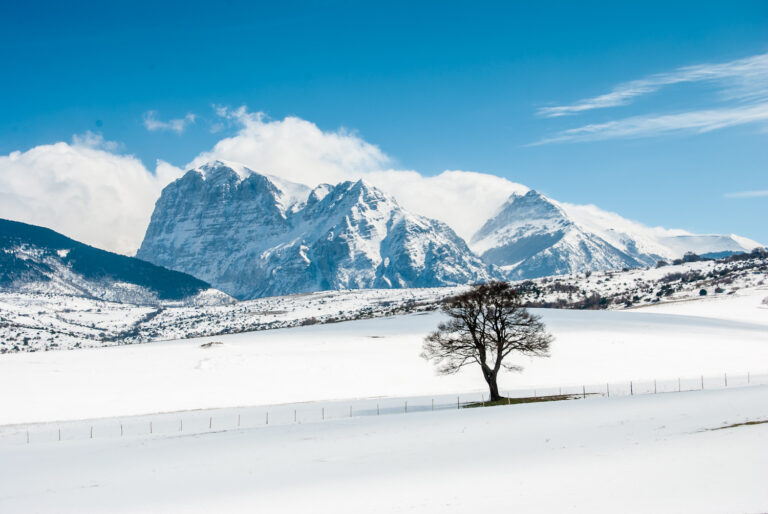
left=137, top=161, right=495, bottom=299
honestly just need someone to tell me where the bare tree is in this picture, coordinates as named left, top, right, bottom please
left=422, top=281, right=552, bottom=401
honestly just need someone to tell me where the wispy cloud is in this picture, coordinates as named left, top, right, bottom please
left=71, top=131, right=123, bottom=151
left=143, top=111, right=196, bottom=134
left=533, top=51, right=768, bottom=145
left=539, top=52, right=768, bottom=117
left=531, top=102, right=768, bottom=145
left=724, top=189, right=768, bottom=198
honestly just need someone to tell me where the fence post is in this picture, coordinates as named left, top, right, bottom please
left=90, top=426, right=93, bottom=439
left=237, top=414, right=240, bottom=427
left=350, top=406, right=352, bottom=417
left=58, top=428, right=61, bottom=441
left=26, top=431, right=29, bottom=444
left=180, top=419, right=183, bottom=432
left=747, top=371, right=750, bottom=384
left=582, top=385, right=586, bottom=399
left=322, top=408, right=324, bottom=420
left=678, top=377, right=681, bottom=392
left=457, top=396, right=460, bottom=409
left=376, top=403, right=379, bottom=416
left=606, top=384, right=610, bottom=397
left=266, top=412, right=269, bottom=425
left=701, top=375, right=704, bottom=390
left=431, top=399, right=434, bottom=411
left=150, top=422, right=152, bottom=434
left=654, top=380, right=657, bottom=394
left=294, top=410, right=297, bottom=423
left=120, top=424, right=123, bottom=437
left=405, top=401, right=408, bottom=413
left=630, top=381, right=633, bottom=395
left=724, top=373, right=728, bottom=387
left=209, top=417, right=212, bottom=429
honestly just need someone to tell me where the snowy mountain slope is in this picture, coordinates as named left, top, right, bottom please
left=0, top=218, right=230, bottom=305
left=561, top=202, right=763, bottom=261
left=471, top=191, right=650, bottom=279
left=137, top=161, right=495, bottom=299
left=472, top=190, right=763, bottom=279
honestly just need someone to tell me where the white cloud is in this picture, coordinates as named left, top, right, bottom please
left=539, top=52, right=768, bottom=117
left=365, top=169, right=527, bottom=240
left=724, top=189, right=768, bottom=198
left=143, top=111, right=197, bottom=134
left=535, top=52, right=768, bottom=145
left=0, top=108, right=528, bottom=256
left=532, top=102, right=768, bottom=145
left=71, top=131, right=123, bottom=152
left=0, top=141, right=182, bottom=254
left=189, top=107, right=527, bottom=239
left=188, top=107, right=390, bottom=184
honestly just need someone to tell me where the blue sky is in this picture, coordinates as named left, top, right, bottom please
left=1, top=0, right=767, bottom=249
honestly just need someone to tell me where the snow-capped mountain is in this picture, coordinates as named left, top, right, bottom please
left=0, top=218, right=230, bottom=305
left=471, top=190, right=763, bottom=279
left=137, top=161, right=495, bottom=299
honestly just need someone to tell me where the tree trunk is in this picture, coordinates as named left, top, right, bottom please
left=482, top=366, right=502, bottom=402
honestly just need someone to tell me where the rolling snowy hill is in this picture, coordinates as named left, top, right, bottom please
left=2, top=248, right=764, bottom=353
left=0, top=218, right=230, bottom=305
left=137, top=161, right=495, bottom=299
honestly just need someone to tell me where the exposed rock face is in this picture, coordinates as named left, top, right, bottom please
left=137, top=161, right=495, bottom=299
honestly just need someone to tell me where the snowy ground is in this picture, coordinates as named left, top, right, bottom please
left=1, top=284, right=767, bottom=512
left=0, top=286, right=462, bottom=352
left=1, top=386, right=766, bottom=513
left=2, top=252, right=764, bottom=353
left=633, top=283, right=768, bottom=324
left=1, top=287, right=766, bottom=426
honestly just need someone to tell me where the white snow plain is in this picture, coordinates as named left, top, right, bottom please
left=0, top=387, right=766, bottom=513
left=1, top=287, right=766, bottom=425
left=0, top=287, right=766, bottom=512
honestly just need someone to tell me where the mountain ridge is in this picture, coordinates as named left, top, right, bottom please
left=137, top=161, right=496, bottom=299
left=471, top=190, right=762, bottom=279
left=0, top=217, right=230, bottom=305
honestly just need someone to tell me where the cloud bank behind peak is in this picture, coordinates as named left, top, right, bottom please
left=0, top=108, right=528, bottom=253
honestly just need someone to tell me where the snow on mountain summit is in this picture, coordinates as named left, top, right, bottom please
left=472, top=189, right=763, bottom=279
left=137, top=162, right=495, bottom=299
left=137, top=161, right=761, bottom=293
left=471, top=190, right=645, bottom=278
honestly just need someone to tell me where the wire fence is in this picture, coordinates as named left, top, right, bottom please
left=3, top=370, right=767, bottom=446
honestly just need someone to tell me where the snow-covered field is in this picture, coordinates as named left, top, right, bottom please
left=1, top=286, right=766, bottom=426
left=1, top=284, right=767, bottom=512
left=1, top=386, right=766, bottom=513
left=2, top=252, right=765, bottom=353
